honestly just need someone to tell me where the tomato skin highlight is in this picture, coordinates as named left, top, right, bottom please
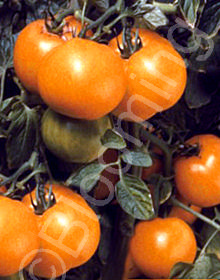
left=37, top=38, right=127, bottom=120
left=0, top=196, right=40, bottom=276
left=112, top=33, right=187, bottom=122
left=130, top=217, right=197, bottom=278
left=174, top=134, right=220, bottom=207
left=23, top=189, right=100, bottom=278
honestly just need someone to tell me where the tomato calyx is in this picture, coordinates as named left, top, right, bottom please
left=115, top=27, right=143, bottom=59
left=175, top=142, right=200, bottom=158
left=29, top=184, right=56, bottom=215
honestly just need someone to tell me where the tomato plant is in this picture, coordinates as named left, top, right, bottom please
left=1, top=0, right=220, bottom=279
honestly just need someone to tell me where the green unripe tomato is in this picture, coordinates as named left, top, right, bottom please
left=41, top=108, right=112, bottom=163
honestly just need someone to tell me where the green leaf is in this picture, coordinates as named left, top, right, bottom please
left=179, top=0, right=202, bottom=28
left=143, top=5, right=168, bottom=29
left=65, top=162, right=106, bottom=192
left=6, top=102, right=39, bottom=169
left=169, top=262, right=194, bottom=279
left=184, top=254, right=220, bottom=279
left=116, top=174, right=154, bottom=220
left=121, top=148, right=152, bottom=167
left=148, top=174, right=172, bottom=204
left=201, top=223, right=220, bottom=259
left=101, top=129, right=126, bottom=150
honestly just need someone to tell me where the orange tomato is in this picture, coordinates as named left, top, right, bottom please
left=13, top=16, right=88, bottom=94
left=130, top=217, right=197, bottom=278
left=23, top=186, right=100, bottom=278
left=112, top=30, right=187, bottom=122
left=174, top=134, right=220, bottom=207
left=37, top=38, right=127, bottom=120
left=0, top=196, right=40, bottom=276
left=168, top=194, right=202, bottom=224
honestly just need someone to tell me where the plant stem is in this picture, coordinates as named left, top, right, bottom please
left=0, top=69, right=6, bottom=107
left=170, top=197, right=220, bottom=231
left=102, top=122, right=139, bottom=280
left=140, top=128, right=173, bottom=177
left=102, top=208, right=135, bottom=280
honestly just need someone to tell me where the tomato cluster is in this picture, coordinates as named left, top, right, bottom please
left=14, top=19, right=186, bottom=123
left=0, top=184, right=100, bottom=278
left=12, top=14, right=220, bottom=280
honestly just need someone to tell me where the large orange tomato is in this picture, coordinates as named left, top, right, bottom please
left=0, top=196, right=40, bottom=276
left=23, top=185, right=100, bottom=278
left=37, top=38, right=127, bottom=120
left=112, top=29, right=187, bottom=122
left=130, top=217, right=197, bottom=278
left=174, top=134, right=220, bottom=207
left=13, top=16, right=88, bottom=94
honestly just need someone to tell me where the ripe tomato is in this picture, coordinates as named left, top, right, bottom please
left=130, top=217, right=197, bottom=278
left=174, top=134, right=220, bottom=207
left=112, top=30, right=187, bottom=122
left=168, top=194, right=202, bottom=224
left=13, top=16, right=88, bottom=94
left=0, top=196, right=40, bottom=276
left=37, top=38, right=127, bottom=120
left=41, top=108, right=112, bottom=163
left=23, top=188, right=100, bottom=278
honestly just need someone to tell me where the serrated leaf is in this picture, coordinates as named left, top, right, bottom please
left=179, top=0, right=201, bottom=28
left=121, top=149, right=152, bottom=167
left=201, top=224, right=220, bottom=259
left=199, top=0, right=220, bottom=37
left=6, top=102, right=38, bottom=169
left=182, top=254, right=220, bottom=279
left=66, top=162, right=106, bottom=192
left=185, top=254, right=212, bottom=278
left=101, top=129, right=126, bottom=149
left=143, top=6, right=168, bottom=29
left=116, top=174, right=154, bottom=220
